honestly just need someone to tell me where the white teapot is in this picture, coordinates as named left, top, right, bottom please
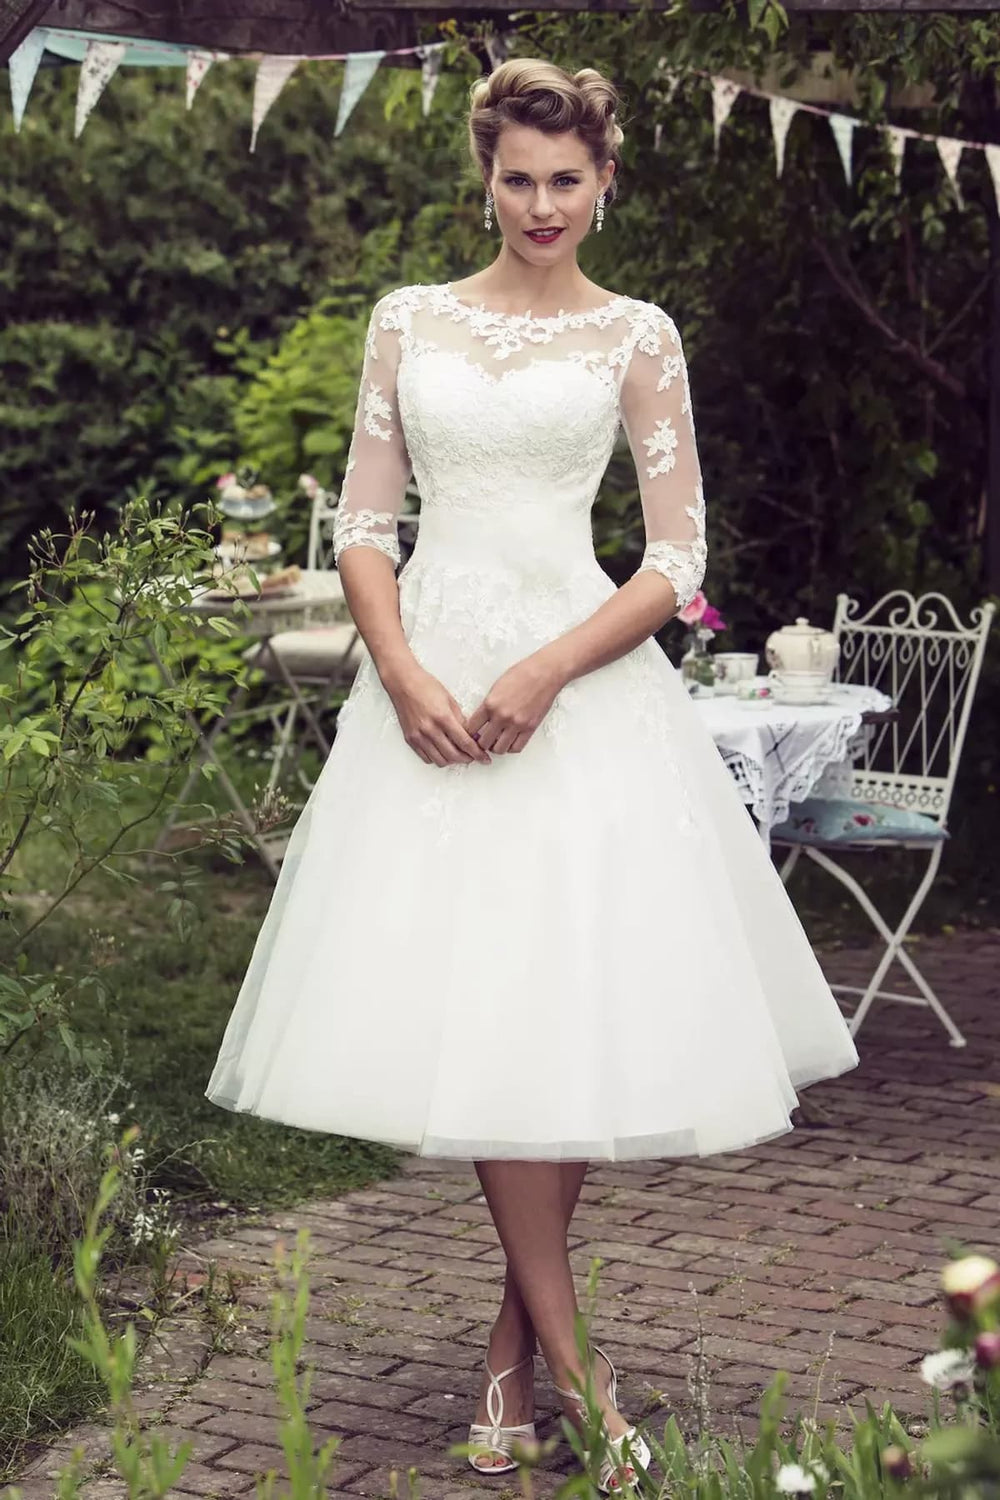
left=765, top=616, right=839, bottom=682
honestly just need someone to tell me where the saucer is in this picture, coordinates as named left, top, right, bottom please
left=772, top=689, right=834, bottom=706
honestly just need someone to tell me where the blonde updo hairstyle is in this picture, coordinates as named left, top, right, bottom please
left=467, top=59, right=624, bottom=206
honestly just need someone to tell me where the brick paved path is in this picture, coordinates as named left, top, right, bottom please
left=6, top=931, right=1000, bottom=1500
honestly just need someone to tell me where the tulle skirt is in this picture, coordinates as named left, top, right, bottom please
left=204, top=554, right=859, bottom=1160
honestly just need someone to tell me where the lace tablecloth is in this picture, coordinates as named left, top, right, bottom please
left=694, top=680, right=894, bottom=848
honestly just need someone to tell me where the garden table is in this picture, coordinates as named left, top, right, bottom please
left=693, top=679, right=896, bottom=850
left=149, top=568, right=352, bottom=878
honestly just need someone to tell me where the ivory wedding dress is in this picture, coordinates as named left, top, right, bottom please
left=204, top=281, right=859, bottom=1160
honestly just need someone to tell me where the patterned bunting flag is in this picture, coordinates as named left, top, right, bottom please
left=416, top=43, right=443, bottom=119
left=187, top=51, right=219, bottom=110
left=250, top=55, right=299, bottom=152
left=711, top=78, right=741, bottom=160
left=75, top=39, right=127, bottom=137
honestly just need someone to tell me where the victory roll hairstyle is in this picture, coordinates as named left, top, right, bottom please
left=467, top=58, right=625, bottom=204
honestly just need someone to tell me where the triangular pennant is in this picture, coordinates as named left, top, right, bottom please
left=711, top=78, right=741, bottom=159
left=769, top=95, right=799, bottom=178
left=484, top=32, right=508, bottom=71
left=655, top=58, right=683, bottom=104
left=884, top=124, right=909, bottom=184
left=334, top=50, right=384, bottom=137
left=9, top=27, right=47, bottom=132
left=416, top=43, right=443, bottom=119
left=984, top=144, right=1000, bottom=222
left=186, top=51, right=217, bottom=110
left=250, top=55, right=299, bottom=152
left=654, top=120, right=662, bottom=151
left=936, top=135, right=965, bottom=210
left=828, top=112, right=858, bottom=185
left=75, top=39, right=127, bottom=138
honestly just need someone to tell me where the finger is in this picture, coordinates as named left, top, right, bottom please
left=491, top=724, right=521, bottom=755
left=452, top=723, right=491, bottom=763
left=507, top=730, right=532, bottom=754
left=428, top=729, right=469, bottom=766
left=419, top=735, right=449, bottom=767
left=473, top=717, right=502, bottom=753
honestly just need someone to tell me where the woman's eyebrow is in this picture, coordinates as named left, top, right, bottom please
left=501, top=168, right=584, bottom=176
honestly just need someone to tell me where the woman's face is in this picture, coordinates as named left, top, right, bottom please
left=487, top=123, right=614, bottom=261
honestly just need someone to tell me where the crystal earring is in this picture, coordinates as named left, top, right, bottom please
left=595, top=192, right=606, bottom=233
left=484, top=190, right=494, bottom=231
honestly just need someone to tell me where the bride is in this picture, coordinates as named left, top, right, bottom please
left=205, top=56, right=859, bottom=1493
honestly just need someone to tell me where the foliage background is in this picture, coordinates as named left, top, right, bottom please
left=1, top=12, right=998, bottom=919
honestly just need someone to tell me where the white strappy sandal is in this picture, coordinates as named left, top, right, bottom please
left=554, top=1344, right=651, bottom=1494
left=467, top=1352, right=537, bottom=1475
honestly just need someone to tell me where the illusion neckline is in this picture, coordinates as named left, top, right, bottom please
left=438, top=281, right=631, bottom=325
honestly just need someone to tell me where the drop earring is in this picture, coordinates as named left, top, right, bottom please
left=484, top=190, right=494, bottom=231
left=595, top=192, right=606, bottom=233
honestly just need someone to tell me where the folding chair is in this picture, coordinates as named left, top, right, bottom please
left=770, top=589, right=996, bottom=1047
left=248, top=481, right=420, bottom=796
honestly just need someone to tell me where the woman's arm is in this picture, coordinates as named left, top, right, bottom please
left=465, top=304, right=707, bottom=754
left=536, top=303, right=707, bottom=689
left=334, top=293, right=488, bottom=767
left=332, top=291, right=421, bottom=688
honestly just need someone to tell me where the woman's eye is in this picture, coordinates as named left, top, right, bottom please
left=506, top=176, right=580, bottom=188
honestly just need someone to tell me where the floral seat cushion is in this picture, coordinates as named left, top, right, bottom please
left=771, top=797, right=948, bottom=844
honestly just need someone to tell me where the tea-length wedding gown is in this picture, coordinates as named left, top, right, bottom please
left=205, top=282, right=859, bottom=1159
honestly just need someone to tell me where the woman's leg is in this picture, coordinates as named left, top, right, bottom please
left=471, top=1160, right=632, bottom=1460
left=469, top=1160, right=588, bottom=1468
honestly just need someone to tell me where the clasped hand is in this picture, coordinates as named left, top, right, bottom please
left=387, top=654, right=564, bottom=767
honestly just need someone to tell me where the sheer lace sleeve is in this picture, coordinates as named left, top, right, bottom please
left=332, top=292, right=412, bottom=569
left=619, top=305, right=707, bottom=614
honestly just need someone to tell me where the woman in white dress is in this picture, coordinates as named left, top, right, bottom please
left=206, top=57, right=859, bottom=1493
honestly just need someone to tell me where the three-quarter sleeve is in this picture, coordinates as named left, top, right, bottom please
left=332, top=293, right=412, bottom=569
left=619, top=304, right=707, bottom=614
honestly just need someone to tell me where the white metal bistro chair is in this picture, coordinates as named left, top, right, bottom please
left=770, top=589, right=996, bottom=1048
left=249, top=481, right=420, bottom=794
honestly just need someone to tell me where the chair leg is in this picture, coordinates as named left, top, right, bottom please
left=777, top=845, right=802, bottom=885
left=801, top=842, right=964, bottom=1047
left=266, top=701, right=300, bottom=793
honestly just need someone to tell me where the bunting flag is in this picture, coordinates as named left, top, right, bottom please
left=186, top=51, right=220, bottom=110
left=936, top=135, right=965, bottom=210
left=8, top=25, right=46, bottom=130
left=416, top=42, right=443, bottom=119
left=250, top=54, right=298, bottom=152
left=334, top=50, right=384, bottom=137
left=828, top=112, right=858, bottom=185
left=884, top=124, right=910, bottom=185
left=985, top=145, right=1000, bottom=220
left=75, top=39, right=126, bottom=137
left=711, top=77, right=741, bottom=160
left=769, top=95, right=799, bottom=178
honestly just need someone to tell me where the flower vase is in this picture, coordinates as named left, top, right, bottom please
left=681, top=627, right=717, bottom=696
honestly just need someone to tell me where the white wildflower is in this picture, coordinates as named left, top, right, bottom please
left=106, top=1112, right=120, bottom=1125
left=776, top=1464, right=816, bottom=1494
left=920, top=1349, right=976, bottom=1390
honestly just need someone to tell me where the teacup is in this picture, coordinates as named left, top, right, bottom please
left=713, top=653, right=760, bottom=695
left=767, top=668, right=833, bottom=702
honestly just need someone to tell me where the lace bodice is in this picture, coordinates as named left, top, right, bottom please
left=331, top=282, right=706, bottom=613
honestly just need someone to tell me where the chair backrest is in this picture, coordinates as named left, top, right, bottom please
left=831, top=589, right=996, bottom=824
left=307, top=481, right=421, bottom=572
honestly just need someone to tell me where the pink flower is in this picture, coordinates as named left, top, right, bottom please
left=299, top=473, right=320, bottom=497
left=678, top=590, right=708, bottom=626
left=216, top=472, right=236, bottom=489
left=701, top=605, right=728, bottom=632
left=852, top=813, right=874, bottom=826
